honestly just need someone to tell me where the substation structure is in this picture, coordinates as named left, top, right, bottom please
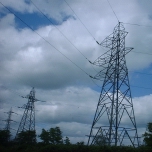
left=88, top=22, right=139, bottom=147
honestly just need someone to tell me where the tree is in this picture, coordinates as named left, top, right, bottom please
left=15, top=130, right=36, bottom=144
left=39, top=129, right=49, bottom=144
left=94, top=135, right=108, bottom=146
left=76, top=141, right=84, bottom=145
left=54, top=127, right=63, bottom=144
left=49, top=127, right=56, bottom=144
left=49, top=127, right=63, bottom=144
left=143, top=122, right=152, bottom=147
left=64, top=136, right=71, bottom=145
left=0, top=130, right=11, bottom=144
left=39, top=127, right=63, bottom=144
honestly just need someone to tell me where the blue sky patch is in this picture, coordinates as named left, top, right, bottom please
left=13, top=11, right=74, bottom=30
left=1, top=3, right=75, bottom=30
left=129, top=64, right=152, bottom=97
left=14, top=11, right=59, bottom=30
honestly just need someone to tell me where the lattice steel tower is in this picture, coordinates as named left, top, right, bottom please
left=3, top=107, right=16, bottom=141
left=88, top=22, right=139, bottom=147
left=15, top=87, right=36, bottom=138
left=4, top=107, right=13, bottom=132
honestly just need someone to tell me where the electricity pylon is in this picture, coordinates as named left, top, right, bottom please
left=15, top=87, right=44, bottom=141
left=88, top=22, right=139, bottom=147
left=3, top=107, right=17, bottom=141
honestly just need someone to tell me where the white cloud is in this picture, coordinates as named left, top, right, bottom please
left=133, top=94, right=152, bottom=127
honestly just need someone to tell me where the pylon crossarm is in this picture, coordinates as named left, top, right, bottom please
left=93, top=69, right=107, bottom=81
left=100, top=34, right=114, bottom=48
left=124, top=47, right=133, bottom=55
left=93, top=55, right=111, bottom=66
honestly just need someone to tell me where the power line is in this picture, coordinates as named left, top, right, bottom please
left=129, top=71, right=152, bottom=76
left=89, top=76, right=152, bottom=91
left=106, top=0, right=119, bottom=22
left=63, top=0, right=97, bottom=41
left=29, top=0, right=90, bottom=62
left=105, top=1, right=152, bottom=29
left=90, top=78, right=102, bottom=88
left=90, top=60, right=152, bottom=78
left=130, top=85, right=152, bottom=90
left=123, top=22, right=152, bottom=28
left=132, top=51, right=152, bottom=56
left=0, top=1, right=90, bottom=78
left=0, top=85, right=24, bottom=98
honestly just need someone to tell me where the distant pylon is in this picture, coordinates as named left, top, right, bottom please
left=3, top=107, right=17, bottom=141
left=15, top=87, right=45, bottom=142
left=4, top=107, right=13, bottom=132
left=88, top=22, right=139, bottom=147
left=15, top=87, right=36, bottom=139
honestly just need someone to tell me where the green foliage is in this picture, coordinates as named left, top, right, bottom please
left=1, top=144, right=152, bottom=152
left=50, top=127, right=63, bottom=144
left=94, top=135, right=108, bottom=146
left=0, top=129, right=11, bottom=144
left=38, top=129, right=49, bottom=144
left=15, top=130, right=36, bottom=144
left=39, top=126, right=63, bottom=144
left=76, top=141, right=84, bottom=145
left=64, top=136, right=71, bottom=145
left=143, top=122, right=152, bottom=147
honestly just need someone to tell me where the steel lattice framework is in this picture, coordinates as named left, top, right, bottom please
left=3, top=107, right=17, bottom=141
left=88, top=22, right=139, bottom=147
left=4, top=107, right=13, bottom=132
left=15, top=87, right=36, bottom=137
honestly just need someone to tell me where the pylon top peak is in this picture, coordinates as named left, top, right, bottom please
left=114, top=22, right=125, bottom=32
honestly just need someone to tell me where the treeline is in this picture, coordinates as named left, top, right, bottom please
left=0, top=127, right=71, bottom=145
left=0, top=124, right=152, bottom=152
left=0, top=143, right=152, bottom=152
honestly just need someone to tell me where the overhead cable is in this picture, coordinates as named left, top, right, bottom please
left=129, top=71, right=152, bottom=76
left=30, top=0, right=90, bottom=62
left=123, top=22, right=152, bottom=28
left=106, top=0, right=119, bottom=22
left=132, top=51, right=152, bottom=56
left=64, top=0, right=97, bottom=41
left=130, top=85, right=152, bottom=90
left=0, top=1, right=90, bottom=77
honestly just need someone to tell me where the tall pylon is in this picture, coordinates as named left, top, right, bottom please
left=88, top=22, right=139, bottom=147
left=15, top=87, right=36, bottom=140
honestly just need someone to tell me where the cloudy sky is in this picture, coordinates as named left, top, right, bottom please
left=0, top=0, right=152, bottom=144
